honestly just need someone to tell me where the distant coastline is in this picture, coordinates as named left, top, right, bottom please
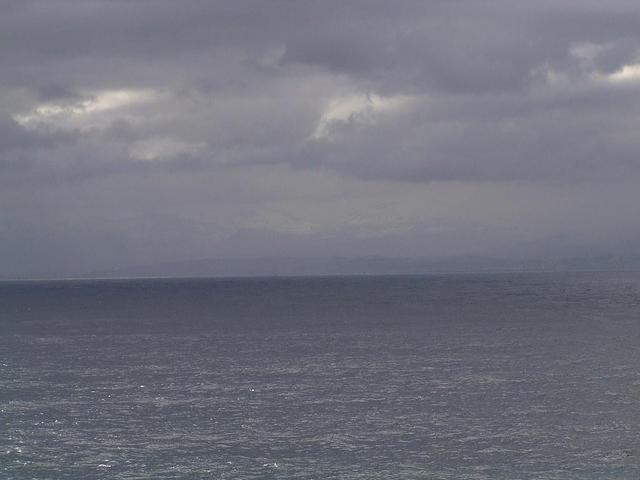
left=3, top=255, right=640, bottom=282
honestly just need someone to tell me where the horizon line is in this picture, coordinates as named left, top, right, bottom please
left=2, top=266, right=639, bottom=283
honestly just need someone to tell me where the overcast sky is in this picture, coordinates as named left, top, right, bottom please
left=2, top=0, right=640, bottom=276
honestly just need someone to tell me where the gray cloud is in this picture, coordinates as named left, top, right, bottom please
left=2, top=0, right=640, bottom=276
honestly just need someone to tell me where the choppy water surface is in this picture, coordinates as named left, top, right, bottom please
left=2, top=272, right=640, bottom=479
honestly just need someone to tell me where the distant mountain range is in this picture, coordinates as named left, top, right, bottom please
left=80, top=254, right=640, bottom=279
left=4, top=255, right=640, bottom=281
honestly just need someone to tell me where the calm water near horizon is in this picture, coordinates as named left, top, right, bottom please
left=2, top=272, right=640, bottom=479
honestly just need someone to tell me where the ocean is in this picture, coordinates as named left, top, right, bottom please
left=1, top=272, right=640, bottom=479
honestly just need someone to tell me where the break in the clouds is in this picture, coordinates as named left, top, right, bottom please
left=2, top=0, right=640, bottom=276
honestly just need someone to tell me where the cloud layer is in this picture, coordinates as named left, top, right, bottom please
left=2, top=1, right=640, bottom=276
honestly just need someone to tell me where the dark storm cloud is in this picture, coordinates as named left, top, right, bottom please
left=0, top=114, right=49, bottom=153
left=2, top=0, right=640, bottom=275
left=3, top=0, right=640, bottom=182
left=0, top=114, right=76, bottom=180
left=1, top=1, right=636, bottom=88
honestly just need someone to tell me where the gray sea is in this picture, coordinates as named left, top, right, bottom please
left=2, top=272, right=640, bottom=479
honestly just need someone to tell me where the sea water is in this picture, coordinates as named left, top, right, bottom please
left=1, top=272, right=640, bottom=479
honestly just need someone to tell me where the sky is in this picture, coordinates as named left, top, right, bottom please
left=2, top=0, right=640, bottom=277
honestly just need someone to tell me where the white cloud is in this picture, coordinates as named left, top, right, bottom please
left=311, top=92, right=412, bottom=140
left=14, top=89, right=158, bottom=129
left=606, top=64, right=640, bottom=84
left=129, top=137, right=206, bottom=161
left=569, top=42, right=608, bottom=63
